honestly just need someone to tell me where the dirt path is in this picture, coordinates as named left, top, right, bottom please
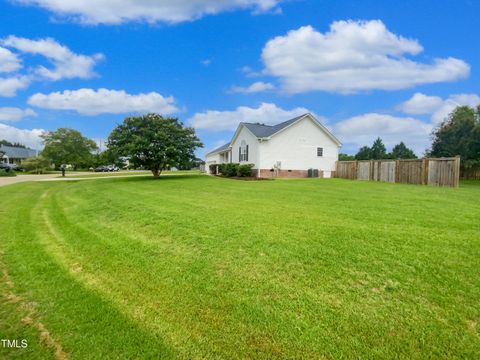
left=0, top=174, right=60, bottom=187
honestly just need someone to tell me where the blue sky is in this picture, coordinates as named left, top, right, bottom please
left=0, top=0, right=479, bottom=156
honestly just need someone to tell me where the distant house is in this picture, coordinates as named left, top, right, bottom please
left=0, top=145, right=38, bottom=165
left=205, top=113, right=341, bottom=178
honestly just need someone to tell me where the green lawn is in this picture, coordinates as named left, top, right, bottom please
left=1, top=175, right=479, bottom=359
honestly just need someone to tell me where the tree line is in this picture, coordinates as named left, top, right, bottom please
left=339, top=139, right=417, bottom=161
left=340, top=105, right=480, bottom=168
left=8, top=114, right=203, bottom=177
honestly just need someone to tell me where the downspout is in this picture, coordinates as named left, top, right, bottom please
left=257, top=138, right=263, bottom=178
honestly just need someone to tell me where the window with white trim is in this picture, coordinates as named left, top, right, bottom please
left=317, top=147, right=323, bottom=157
left=239, top=140, right=249, bottom=162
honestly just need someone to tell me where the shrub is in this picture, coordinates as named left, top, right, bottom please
left=21, top=156, right=51, bottom=174
left=238, top=164, right=254, bottom=177
left=0, top=169, right=16, bottom=177
left=225, top=163, right=240, bottom=177
left=218, top=163, right=228, bottom=175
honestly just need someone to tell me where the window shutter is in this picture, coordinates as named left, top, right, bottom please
left=246, top=145, right=249, bottom=162
left=239, top=147, right=241, bottom=162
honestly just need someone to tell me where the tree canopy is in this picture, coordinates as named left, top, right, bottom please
left=41, top=128, right=98, bottom=169
left=355, top=146, right=372, bottom=160
left=339, top=153, right=355, bottom=161
left=354, top=138, right=417, bottom=160
left=370, top=137, right=387, bottom=159
left=107, top=114, right=203, bottom=177
left=0, top=139, right=26, bottom=148
left=429, top=105, right=480, bottom=168
left=390, top=142, right=417, bottom=159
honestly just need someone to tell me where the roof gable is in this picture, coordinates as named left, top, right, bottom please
left=267, top=113, right=342, bottom=146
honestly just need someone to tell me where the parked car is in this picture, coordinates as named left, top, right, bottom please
left=95, top=165, right=119, bottom=172
left=106, top=164, right=119, bottom=172
left=95, top=165, right=108, bottom=172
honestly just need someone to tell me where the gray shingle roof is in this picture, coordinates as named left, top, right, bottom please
left=242, top=114, right=305, bottom=138
left=206, top=142, right=230, bottom=156
left=0, top=145, right=37, bottom=159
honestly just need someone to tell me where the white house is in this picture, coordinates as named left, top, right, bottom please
left=205, top=113, right=342, bottom=178
left=0, top=145, right=38, bottom=165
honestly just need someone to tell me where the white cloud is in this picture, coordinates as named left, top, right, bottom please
left=0, top=47, right=21, bottom=73
left=0, top=107, right=37, bottom=122
left=0, top=76, right=30, bottom=97
left=28, top=88, right=179, bottom=116
left=188, top=102, right=313, bottom=132
left=2, top=36, right=103, bottom=81
left=334, top=113, right=432, bottom=154
left=0, top=123, right=44, bottom=149
left=240, top=66, right=262, bottom=77
left=396, top=93, right=444, bottom=114
left=13, top=0, right=282, bottom=24
left=201, top=59, right=212, bottom=66
left=399, top=92, right=480, bottom=124
left=229, top=81, right=275, bottom=93
left=261, top=20, right=470, bottom=94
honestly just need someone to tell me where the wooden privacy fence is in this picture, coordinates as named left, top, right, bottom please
left=335, top=157, right=461, bottom=187
left=461, top=167, right=480, bottom=180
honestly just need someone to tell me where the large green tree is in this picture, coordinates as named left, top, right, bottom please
left=389, top=142, right=417, bottom=159
left=429, top=105, right=480, bottom=168
left=41, top=128, right=98, bottom=169
left=107, top=114, right=203, bottom=177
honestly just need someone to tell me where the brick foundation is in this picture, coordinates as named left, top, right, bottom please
left=257, top=169, right=324, bottom=178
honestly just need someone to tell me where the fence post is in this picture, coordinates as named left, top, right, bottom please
left=421, top=158, right=427, bottom=185
left=454, top=156, right=461, bottom=187
left=354, top=160, right=358, bottom=180
left=395, top=160, right=400, bottom=183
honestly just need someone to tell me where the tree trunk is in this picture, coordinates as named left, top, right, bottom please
left=152, top=168, right=160, bottom=177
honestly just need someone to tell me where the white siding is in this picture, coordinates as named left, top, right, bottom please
left=258, top=116, right=339, bottom=177
left=205, top=152, right=222, bottom=174
left=230, top=126, right=260, bottom=168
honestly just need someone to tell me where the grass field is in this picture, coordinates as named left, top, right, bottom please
left=1, top=174, right=479, bottom=359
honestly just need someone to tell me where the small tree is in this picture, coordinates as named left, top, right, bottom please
left=389, top=142, right=417, bottom=159
left=41, top=128, right=98, bottom=169
left=339, top=153, right=355, bottom=161
left=108, top=114, right=203, bottom=177
left=21, top=156, right=51, bottom=174
left=355, top=146, right=372, bottom=160
left=370, top=137, right=387, bottom=159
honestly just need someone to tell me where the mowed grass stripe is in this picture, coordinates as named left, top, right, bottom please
left=1, top=183, right=173, bottom=359
left=1, top=176, right=479, bottom=359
